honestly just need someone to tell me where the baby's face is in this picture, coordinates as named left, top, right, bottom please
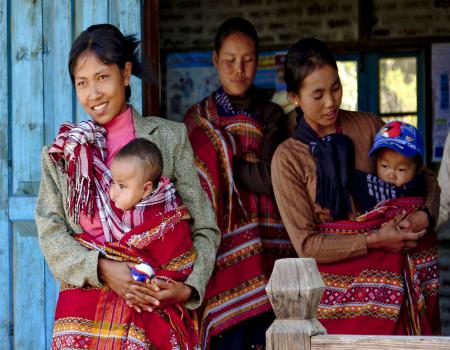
left=109, top=157, right=150, bottom=211
left=376, top=148, right=417, bottom=187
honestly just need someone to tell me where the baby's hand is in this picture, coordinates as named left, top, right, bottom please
left=131, top=262, right=155, bottom=283
left=126, top=262, right=158, bottom=312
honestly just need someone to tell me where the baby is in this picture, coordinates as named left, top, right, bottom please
left=109, top=137, right=163, bottom=211
left=351, top=120, right=427, bottom=216
left=107, top=138, right=195, bottom=284
left=319, top=121, right=440, bottom=337
left=369, top=120, right=424, bottom=188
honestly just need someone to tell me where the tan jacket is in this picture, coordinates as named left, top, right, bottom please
left=35, top=109, right=220, bottom=309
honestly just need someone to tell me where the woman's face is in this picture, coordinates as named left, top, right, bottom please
left=213, top=32, right=257, bottom=97
left=291, top=64, right=343, bottom=136
left=73, top=50, right=132, bottom=125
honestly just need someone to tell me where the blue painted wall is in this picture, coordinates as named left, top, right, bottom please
left=0, top=1, right=142, bottom=349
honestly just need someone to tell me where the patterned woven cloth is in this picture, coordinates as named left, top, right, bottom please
left=317, top=197, right=440, bottom=335
left=184, top=89, right=295, bottom=349
left=49, top=120, right=198, bottom=349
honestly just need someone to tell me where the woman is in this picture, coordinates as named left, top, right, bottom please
left=183, top=17, right=295, bottom=349
left=35, top=24, right=220, bottom=348
left=272, top=37, right=440, bottom=335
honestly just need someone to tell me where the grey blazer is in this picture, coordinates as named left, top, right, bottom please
left=35, top=109, right=220, bottom=309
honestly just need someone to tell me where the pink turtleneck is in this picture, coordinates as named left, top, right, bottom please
left=79, top=106, right=136, bottom=241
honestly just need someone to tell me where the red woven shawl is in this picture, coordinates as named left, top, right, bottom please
left=52, top=201, right=197, bottom=350
left=184, top=95, right=295, bottom=349
left=317, top=197, right=440, bottom=335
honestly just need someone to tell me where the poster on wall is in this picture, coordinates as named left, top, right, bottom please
left=165, top=51, right=286, bottom=122
left=432, top=43, right=450, bottom=161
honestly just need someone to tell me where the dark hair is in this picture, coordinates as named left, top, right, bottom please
left=114, top=138, right=163, bottom=188
left=413, top=154, right=423, bottom=169
left=214, top=17, right=259, bottom=55
left=284, top=37, right=338, bottom=94
left=68, top=23, right=142, bottom=101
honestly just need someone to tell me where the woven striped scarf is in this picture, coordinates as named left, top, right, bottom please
left=49, top=120, right=177, bottom=242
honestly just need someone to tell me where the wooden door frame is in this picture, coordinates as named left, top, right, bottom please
left=142, top=0, right=160, bottom=117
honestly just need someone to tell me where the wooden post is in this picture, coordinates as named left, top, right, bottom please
left=266, top=258, right=327, bottom=350
left=311, top=334, right=450, bottom=350
left=142, top=0, right=160, bottom=117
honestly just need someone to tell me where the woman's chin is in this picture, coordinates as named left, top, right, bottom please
left=224, top=85, right=249, bottom=97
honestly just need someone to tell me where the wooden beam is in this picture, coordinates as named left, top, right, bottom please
left=266, top=258, right=450, bottom=350
left=312, top=335, right=450, bottom=350
left=358, top=0, right=374, bottom=52
left=142, top=0, right=160, bottom=117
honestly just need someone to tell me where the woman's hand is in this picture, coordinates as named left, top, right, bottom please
left=99, top=258, right=193, bottom=313
left=125, top=279, right=193, bottom=312
left=366, top=211, right=426, bottom=253
left=398, top=210, right=429, bottom=233
left=98, top=258, right=137, bottom=297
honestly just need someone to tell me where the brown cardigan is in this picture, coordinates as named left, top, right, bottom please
left=271, top=110, right=440, bottom=263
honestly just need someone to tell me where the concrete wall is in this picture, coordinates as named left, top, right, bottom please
left=372, top=0, right=450, bottom=39
left=160, top=0, right=450, bottom=51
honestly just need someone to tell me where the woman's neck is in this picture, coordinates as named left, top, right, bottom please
left=317, top=125, right=338, bottom=137
left=305, top=114, right=341, bottom=137
left=227, top=86, right=258, bottom=111
left=103, top=105, right=132, bottom=134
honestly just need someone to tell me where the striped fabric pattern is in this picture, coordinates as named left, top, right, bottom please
left=184, top=90, right=295, bottom=349
left=316, top=196, right=440, bottom=335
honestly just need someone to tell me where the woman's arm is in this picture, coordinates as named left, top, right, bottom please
left=35, top=147, right=103, bottom=287
left=271, top=142, right=368, bottom=263
left=396, top=168, right=440, bottom=233
left=234, top=103, right=287, bottom=196
left=366, top=211, right=426, bottom=252
left=423, top=167, right=440, bottom=228
left=272, top=143, right=427, bottom=262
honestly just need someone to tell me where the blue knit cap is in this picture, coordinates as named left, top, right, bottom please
left=369, top=121, right=424, bottom=159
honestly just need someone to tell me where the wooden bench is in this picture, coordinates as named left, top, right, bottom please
left=265, top=258, right=450, bottom=350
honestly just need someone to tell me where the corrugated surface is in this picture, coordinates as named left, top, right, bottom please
left=0, top=1, right=142, bottom=348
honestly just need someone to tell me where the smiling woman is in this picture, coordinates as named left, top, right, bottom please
left=35, top=23, right=220, bottom=349
left=72, top=51, right=131, bottom=125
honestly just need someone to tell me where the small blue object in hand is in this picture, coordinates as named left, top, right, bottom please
left=131, top=263, right=155, bottom=282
